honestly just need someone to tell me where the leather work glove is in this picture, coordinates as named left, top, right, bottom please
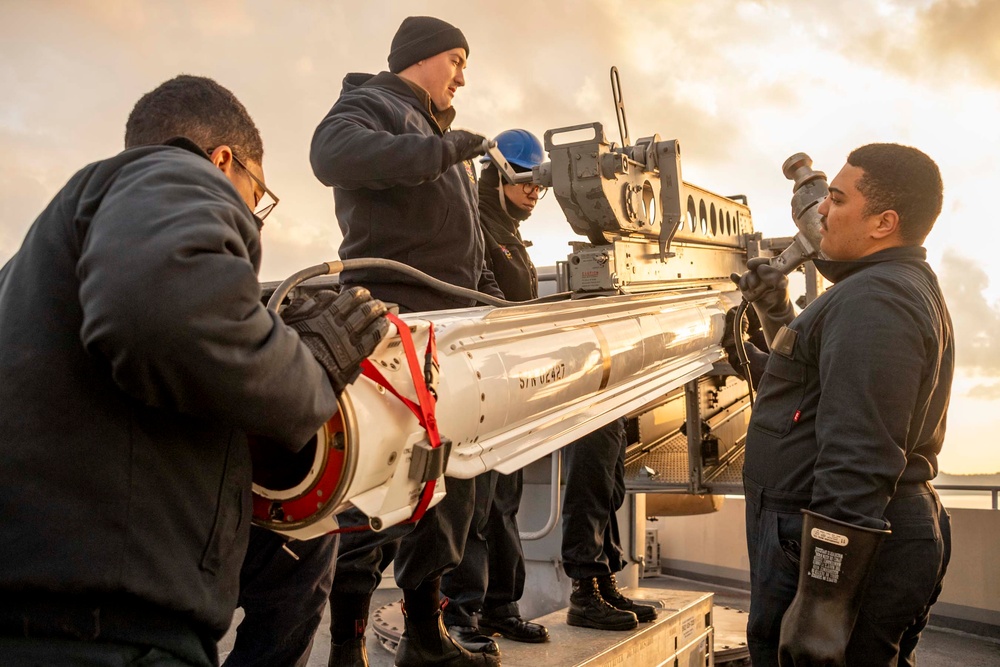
left=281, top=287, right=389, bottom=394
left=730, top=256, right=795, bottom=347
left=721, top=306, right=769, bottom=387
left=442, top=129, right=488, bottom=169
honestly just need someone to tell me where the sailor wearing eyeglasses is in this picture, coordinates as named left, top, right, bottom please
left=475, top=129, right=546, bottom=303
left=438, top=129, right=551, bottom=653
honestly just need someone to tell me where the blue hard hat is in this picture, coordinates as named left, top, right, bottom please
left=484, top=129, right=545, bottom=170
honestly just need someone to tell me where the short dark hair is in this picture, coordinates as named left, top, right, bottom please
left=847, top=143, right=943, bottom=244
left=124, top=75, right=263, bottom=163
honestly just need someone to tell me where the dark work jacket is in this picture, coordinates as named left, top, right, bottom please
left=310, top=71, right=503, bottom=312
left=478, top=177, right=538, bottom=302
left=744, top=246, right=954, bottom=529
left=0, top=143, right=337, bottom=656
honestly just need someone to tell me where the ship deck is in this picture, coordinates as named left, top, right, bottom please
left=219, top=573, right=1000, bottom=666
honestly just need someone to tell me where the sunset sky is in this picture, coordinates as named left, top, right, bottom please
left=3, top=0, right=999, bottom=474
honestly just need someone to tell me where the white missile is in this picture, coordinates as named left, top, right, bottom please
left=253, top=286, right=737, bottom=540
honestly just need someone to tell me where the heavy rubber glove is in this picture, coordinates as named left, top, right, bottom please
left=730, top=256, right=795, bottom=347
left=282, top=287, right=389, bottom=394
left=442, top=129, right=488, bottom=169
left=721, top=307, right=769, bottom=387
left=778, top=510, right=889, bottom=667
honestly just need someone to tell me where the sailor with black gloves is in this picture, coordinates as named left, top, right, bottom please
left=295, top=15, right=502, bottom=667
left=736, top=144, right=954, bottom=667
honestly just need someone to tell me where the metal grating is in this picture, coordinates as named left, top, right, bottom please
left=624, top=432, right=746, bottom=495
left=624, top=432, right=694, bottom=490
left=704, top=440, right=746, bottom=487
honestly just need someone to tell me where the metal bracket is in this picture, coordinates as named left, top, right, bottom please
left=483, top=140, right=532, bottom=185
left=408, top=436, right=453, bottom=483
left=611, top=65, right=630, bottom=148
left=657, top=139, right=683, bottom=261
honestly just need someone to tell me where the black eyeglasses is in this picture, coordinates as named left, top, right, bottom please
left=207, top=147, right=280, bottom=220
left=231, top=153, right=280, bottom=220
left=521, top=182, right=548, bottom=200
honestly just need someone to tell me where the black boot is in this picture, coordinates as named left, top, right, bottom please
left=395, top=607, right=501, bottom=666
left=567, top=577, right=638, bottom=631
left=329, top=637, right=368, bottom=667
left=329, top=592, right=372, bottom=667
left=478, top=614, right=549, bottom=643
left=597, top=574, right=658, bottom=623
left=447, top=625, right=501, bottom=656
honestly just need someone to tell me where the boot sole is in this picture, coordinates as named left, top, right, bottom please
left=566, top=611, right=638, bottom=631
left=479, top=627, right=549, bottom=644
left=395, top=638, right=502, bottom=667
left=395, top=650, right=500, bottom=667
left=395, top=658, right=500, bottom=667
left=617, top=606, right=657, bottom=623
left=478, top=625, right=550, bottom=643
left=605, top=599, right=658, bottom=623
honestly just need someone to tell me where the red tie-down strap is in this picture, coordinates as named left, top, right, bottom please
left=333, top=312, right=443, bottom=533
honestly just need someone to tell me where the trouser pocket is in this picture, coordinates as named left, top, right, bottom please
left=746, top=507, right=800, bottom=648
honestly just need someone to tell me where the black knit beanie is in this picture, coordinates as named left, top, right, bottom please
left=388, top=16, right=469, bottom=74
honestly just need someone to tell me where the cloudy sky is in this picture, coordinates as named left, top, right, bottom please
left=3, top=0, right=999, bottom=474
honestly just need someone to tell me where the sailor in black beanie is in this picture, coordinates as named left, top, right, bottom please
left=388, top=16, right=470, bottom=74
left=308, top=14, right=503, bottom=667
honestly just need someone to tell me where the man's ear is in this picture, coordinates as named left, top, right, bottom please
left=871, top=209, right=900, bottom=240
left=208, top=145, right=236, bottom=177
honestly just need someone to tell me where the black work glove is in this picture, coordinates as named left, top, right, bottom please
left=730, top=256, right=795, bottom=347
left=282, top=287, right=389, bottom=394
left=732, top=256, right=787, bottom=303
left=721, top=307, right=769, bottom=387
left=442, top=129, right=488, bottom=169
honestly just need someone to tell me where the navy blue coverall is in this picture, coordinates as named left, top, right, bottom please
left=439, top=167, right=538, bottom=628
left=228, top=69, right=502, bottom=664
left=744, top=246, right=953, bottom=667
left=561, top=419, right=629, bottom=581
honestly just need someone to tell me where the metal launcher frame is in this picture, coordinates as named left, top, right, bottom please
left=536, top=111, right=757, bottom=501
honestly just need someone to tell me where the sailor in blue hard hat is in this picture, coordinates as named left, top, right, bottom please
left=481, top=129, right=547, bottom=220
left=438, top=130, right=551, bottom=650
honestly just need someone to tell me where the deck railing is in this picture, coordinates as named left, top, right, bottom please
left=724, top=483, right=1000, bottom=510
left=933, top=484, right=1000, bottom=510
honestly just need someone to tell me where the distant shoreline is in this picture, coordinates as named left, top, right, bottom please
left=933, top=472, right=999, bottom=510
left=936, top=471, right=1000, bottom=482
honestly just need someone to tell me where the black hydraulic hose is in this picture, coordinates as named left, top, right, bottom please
left=733, top=298, right=757, bottom=406
left=267, top=263, right=334, bottom=310
left=266, top=258, right=572, bottom=311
